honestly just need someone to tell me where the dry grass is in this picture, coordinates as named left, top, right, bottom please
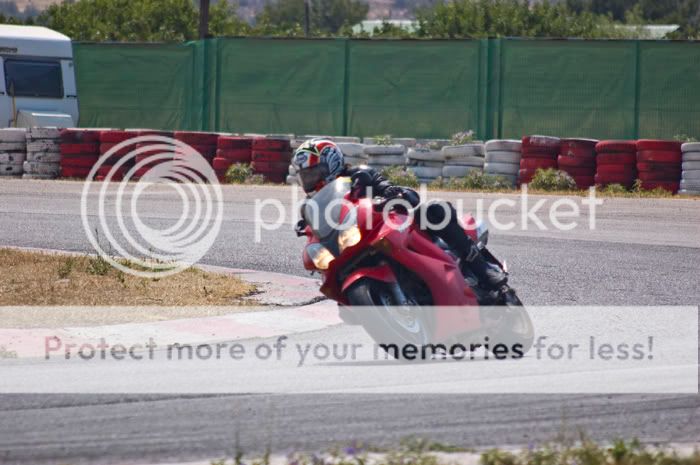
left=0, top=248, right=257, bottom=307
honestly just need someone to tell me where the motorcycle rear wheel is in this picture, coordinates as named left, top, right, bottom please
left=345, top=278, right=434, bottom=360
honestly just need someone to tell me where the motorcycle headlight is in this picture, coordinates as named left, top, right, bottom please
left=475, top=220, right=489, bottom=249
left=338, top=207, right=362, bottom=252
left=306, top=243, right=334, bottom=270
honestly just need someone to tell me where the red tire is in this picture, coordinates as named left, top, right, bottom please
left=97, top=165, right=127, bottom=177
left=60, top=143, right=100, bottom=155
left=596, top=152, right=636, bottom=165
left=596, top=165, right=637, bottom=177
left=637, top=150, right=682, bottom=164
left=520, top=158, right=557, bottom=170
left=212, top=157, right=234, bottom=171
left=60, top=166, right=92, bottom=178
left=573, top=175, right=595, bottom=189
left=258, top=172, right=286, bottom=184
left=636, top=162, right=682, bottom=174
left=638, top=171, right=681, bottom=182
left=217, top=149, right=251, bottom=163
left=218, top=136, right=253, bottom=150
left=521, top=149, right=558, bottom=159
left=594, top=174, right=635, bottom=186
left=560, top=166, right=596, bottom=177
left=60, top=129, right=101, bottom=144
left=252, top=150, right=292, bottom=163
left=595, top=140, right=637, bottom=153
left=99, top=130, right=138, bottom=143
left=522, top=135, right=561, bottom=152
left=638, top=180, right=679, bottom=193
left=135, top=129, right=173, bottom=137
left=251, top=138, right=291, bottom=151
left=174, top=131, right=219, bottom=145
left=60, top=155, right=99, bottom=168
left=252, top=161, right=289, bottom=173
left=636, top=139, right=682, bottom=152
left=557, top=155, right=595, bottom=168
left=560, top=138, right=597, bottom=159
left=100, top=142, right=134, bottom=157
left=178, top=144, right=217, bottom=158
left=518, top=169, right=537, bottom=183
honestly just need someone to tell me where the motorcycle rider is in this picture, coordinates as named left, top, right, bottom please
left=292, top=138, right=508, bottom=290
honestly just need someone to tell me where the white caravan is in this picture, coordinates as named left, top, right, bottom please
left=0, top=25, right=78, bottom=128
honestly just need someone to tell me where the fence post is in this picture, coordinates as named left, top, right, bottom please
left=200, top=39, right=210, bottom=131
left=633, top=40, right=641, bottom=139
left=342, top=39, right=350, bottom=137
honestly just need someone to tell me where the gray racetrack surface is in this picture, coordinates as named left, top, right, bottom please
left=0, top=180, right=698, bottom=464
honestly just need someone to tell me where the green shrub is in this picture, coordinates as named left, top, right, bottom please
left=450, top=130, right=476, bottom=145
left=600, top=183, right=629, bottom=195
left=373, top=135, right=394, bottom=146
left=382, top=166, right=420, bottom=188
left=432, top=171, right=515, bottom=191
left=528, top=168, right=577, bottom=191
left=225, top=163, right=256, bottom=184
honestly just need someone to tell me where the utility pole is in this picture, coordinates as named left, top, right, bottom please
left=303, top=0, right=310, bottom=37
left=199, top=0, right=211, bottom=39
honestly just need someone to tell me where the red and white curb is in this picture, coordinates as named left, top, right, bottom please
left=0, top=246, right=341, bottom=359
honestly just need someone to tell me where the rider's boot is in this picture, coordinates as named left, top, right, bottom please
left=463, top=243, right=508, bottom=290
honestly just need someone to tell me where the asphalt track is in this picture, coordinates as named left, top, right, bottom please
left=0, top=179, right=698, bottom=464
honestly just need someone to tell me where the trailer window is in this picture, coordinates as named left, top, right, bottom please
left=4, top=59, right=63, bottom=98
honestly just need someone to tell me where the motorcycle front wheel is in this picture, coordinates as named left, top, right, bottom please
left=481, top=290, right=534, bottom=356
left=345, top=278, right=434, bottom=360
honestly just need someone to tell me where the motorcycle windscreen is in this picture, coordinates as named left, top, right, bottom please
left=301, top=178, right=352, bottom=255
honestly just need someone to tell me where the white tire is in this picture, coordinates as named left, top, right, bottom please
left=682, top=152, right=700, bottom=162
left=0, top=142, right=26, bottom=151
left=290, top=140, right=303, bottom=150
left=286, top=174, right=297, bottom=185
left=27, top=140, right=60, bottom=152
left=23, top=161, right=60, bottom=175
left=681, top=170, right=700, bottom=180
left=406, top=148, right=444, bottom=162
left=485, top=150, right=521, bottom=164
left=0, top=163, right=23, bottom=175
left=415, top=138, right=451, bottom=148
left=0, top=152, right=25, bottom=164
left=485, top=139, right=522, bottom=152
left=407, top=160, right=443, bottom=168
left=28, top=127, right=61, bottom=139
left=678, top=189, right=700, bottom=195
left=442, top=144, right=485, bottom=158
left=27, top=152, right=62, bottom=163
left=366, top=154, right=405, bottom=165
left=265, top=134, right=294, bottom=141
left=364, top=144, right=405, bottom=156
left=337, top=143, right=366, bottom=157
left=332, top=136, right=362, bottom=143
left=408, top=166, right=443, bottom=179
left=442, top=164, right=482, bottom=178
left=682, top=161, right=700, bottom=171
left=344, top=156, right=368, bottom=166
left=485, top=161, right=520, bottom=175
left=443, top=156, right=484, bottom=167
left=0, top=128, right=27, bottom=143
left=681, top=142, right=700, bottom=153
left=680, top=179, right=700, bottom=190
left=22, top=173, right=55, bottom=180
left=288, top=164, right=297, bottom=175
left=393, top=138, right=416, bottom=148
left=525, top=135, right=561, bottom=148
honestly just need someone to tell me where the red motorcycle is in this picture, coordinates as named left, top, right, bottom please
left=297, top=177, right=533, bottom=358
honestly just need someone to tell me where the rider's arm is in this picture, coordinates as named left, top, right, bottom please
left=345, top=165, right=420, bottom=207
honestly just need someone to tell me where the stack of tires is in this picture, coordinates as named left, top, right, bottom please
left=174, top=131, right=219, bottom=165
left=59, top=129, right=101, bottom=179
left=364, top=144, right=406, bottom=171
left=519, top=135, right=560, bottom=184
left=594, top=140, right=637, bottom=188
left=557, top=138, right=598, bottom=189
left=0, top=128, right=27, bottom=178
left=338, top=142, right=368, bottom=167
left=213, top=136, right=253, bottom=182
left=24, top=127, right=61, bottom=179
left=101, top=130, right=146, bottom=180
left=636, top=140, right=682, bottom=193
left=251, top=137, right=292, bottom=183
left=441, top=143, right=485, bottom=179
left=484, top=139, right=521, bottom=186
left=680, top=142, right=700, bottom=195
left=406, top=148, right=444, bottom=184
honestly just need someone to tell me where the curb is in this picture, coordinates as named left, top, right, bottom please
left=0, top=246, right=341, bottom=359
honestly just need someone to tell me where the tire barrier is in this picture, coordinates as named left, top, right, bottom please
left=441, top=143, right=485, bottom=180
left=338, top=142, right=367, bottom=167
left=0, top=128, right=27, bottom=178
left=59, top=129, right=102, bottom=179
left=364, top=144, right=406, bottom=171
left=679, top=142, right=700, bottom=195
left=484, top=139, right=521, bottom=186
left=519, top=135, right=561, bottom=184
left=251, top=137, right=292, bottom=183
left=558, top=138, right=598, bottom=189
left=594, top=140, right=638, bottom=188
left=635, top=140, right=682, bottom=193
left=24, top=127, right=60, bottom=179
left=406, top=148, right=443, bottom=184
left=214, top=136, right=253, bottom=182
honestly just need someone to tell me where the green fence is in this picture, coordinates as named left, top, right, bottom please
left=73, top=38, right=700, bottom=140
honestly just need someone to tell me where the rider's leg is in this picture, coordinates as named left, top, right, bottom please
left=419, top=201, right=507, bottom=289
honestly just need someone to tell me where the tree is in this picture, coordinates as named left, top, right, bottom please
left=256, top=0, right=368, bottom=34
left=209, top=0, right=251, bottom=36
